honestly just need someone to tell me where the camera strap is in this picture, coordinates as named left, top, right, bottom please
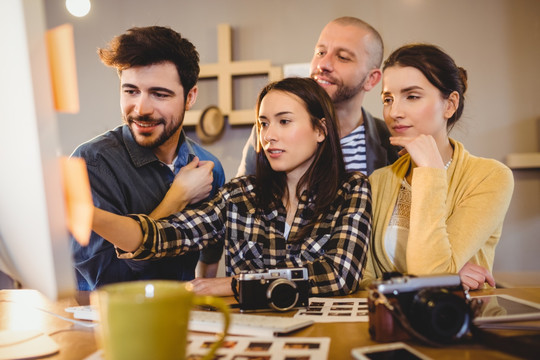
left=472, top=326, right=540, bottom=360
left=377, top=291, right=539, bottom=358
left=231, top=276, right=240, bottom=302
left=375, top=291, right=486, bottom=347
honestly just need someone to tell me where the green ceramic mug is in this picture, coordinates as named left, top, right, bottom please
left=90, top=280, right=230, bottom=360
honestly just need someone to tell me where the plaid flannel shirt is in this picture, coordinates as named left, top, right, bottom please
left=120, top=172, right=371, bottom=295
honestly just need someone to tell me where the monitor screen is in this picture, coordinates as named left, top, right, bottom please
left=0, top=0, right=75, bottom=300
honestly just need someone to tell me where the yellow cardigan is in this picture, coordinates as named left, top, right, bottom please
left=361, top=139, right=514, bottom=287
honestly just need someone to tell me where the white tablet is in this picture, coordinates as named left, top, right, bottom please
left=471, top=294, right=540, bottom=324
left=351, top=342, right=432, bottom=360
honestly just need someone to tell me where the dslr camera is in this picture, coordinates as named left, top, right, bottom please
left=368, top=274, right=476, bottom=344
left=237, top=268, right=310, bottom=312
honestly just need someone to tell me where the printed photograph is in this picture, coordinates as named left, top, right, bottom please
left=246, top=342, right=272, bottom=352
left=330, top=307, right=353, bottom=311
left=284, top=342, right=320, bottom=350
left=328, top=312, right=351, bottom=316
left=187, top=354, right=225, bottom=360
left=302, top=311, right=323, bottom=316
left=332, top=301, right=354, bottom=306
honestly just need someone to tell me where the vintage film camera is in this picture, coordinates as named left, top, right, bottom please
left=368, top=274, right=476, bottom=344
left=237, top=268, right=310, bottom=312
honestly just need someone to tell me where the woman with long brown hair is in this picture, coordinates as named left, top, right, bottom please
left=363, top=44, right=514, bottom=290
left=91, top=77, right=372, bottom=296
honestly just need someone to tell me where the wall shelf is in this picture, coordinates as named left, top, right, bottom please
left=506, top=152, right=540, bottom=169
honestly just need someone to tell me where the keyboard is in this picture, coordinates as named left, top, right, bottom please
left=189, top=310, right=313, bottom=337
left=65, top=305, right=98, bottom=321
left=65, top=306, right=313, bottom=337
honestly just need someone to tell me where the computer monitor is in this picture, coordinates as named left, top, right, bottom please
left=0, top=0, right=76, bottom=300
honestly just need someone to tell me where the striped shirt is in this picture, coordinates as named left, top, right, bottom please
left=119, top=172, right=372, bottom=296
left=341, top=125, right=367, bottom=175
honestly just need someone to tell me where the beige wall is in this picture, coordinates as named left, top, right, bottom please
left=44, top=0, right=540, bottom=272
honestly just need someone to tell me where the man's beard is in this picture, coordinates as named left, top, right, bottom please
left=125, top=114, right=183, bottom=149
left=331, top=73, right=368, bottom=105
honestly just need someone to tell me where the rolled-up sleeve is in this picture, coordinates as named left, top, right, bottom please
left=116, top=193, right=228, bottom=260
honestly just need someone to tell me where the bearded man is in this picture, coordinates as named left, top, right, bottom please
left=71, top=26, right=225, bottom=290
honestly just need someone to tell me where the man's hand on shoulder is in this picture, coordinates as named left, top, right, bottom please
left=150, top=157, right=214, bottom=219
left=179, top=157, right=215, bottom=204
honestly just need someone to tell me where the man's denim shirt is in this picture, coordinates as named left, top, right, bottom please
left=71, top=125, right=225, bottom=290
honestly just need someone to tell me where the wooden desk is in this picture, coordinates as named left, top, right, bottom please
left=494, top=271, right=540, bottom=288
left=2, top=287, right=539, bottom=359
left=0, top=290, right=96, bottom=359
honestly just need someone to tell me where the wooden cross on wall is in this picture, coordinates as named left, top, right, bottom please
left=184, top=24, right=283, bottom=127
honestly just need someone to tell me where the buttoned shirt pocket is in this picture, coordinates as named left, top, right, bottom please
left=297, top=234, right=330, bottom=262
left=233, top=240, right=264, bottom=270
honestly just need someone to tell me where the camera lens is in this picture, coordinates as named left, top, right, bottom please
left=409, top=288, right=471, bottom=343
left=266, top=279, right=299, bottom=312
